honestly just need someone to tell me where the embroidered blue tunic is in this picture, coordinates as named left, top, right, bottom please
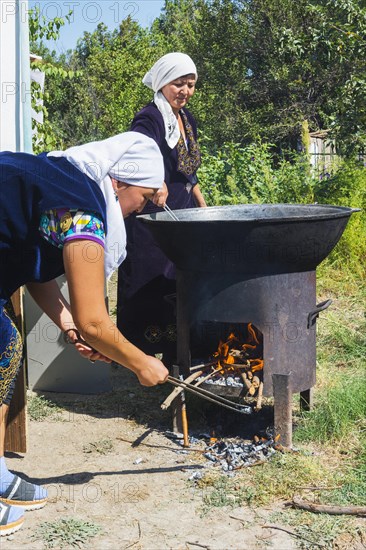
left=0, top=151, right=107, bottom=404
left=0, top=151, right=107, bottom=301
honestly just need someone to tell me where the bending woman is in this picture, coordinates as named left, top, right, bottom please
left=117, top=53, right=206, bottom=363
left=0, top=132, right=168, bottom=536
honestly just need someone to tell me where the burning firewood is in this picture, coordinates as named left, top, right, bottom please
left=228, top=349, right=249, bottom=361
left=255, top=382, right=264, bottom=411
left=237, top=370, right=252, bottom=391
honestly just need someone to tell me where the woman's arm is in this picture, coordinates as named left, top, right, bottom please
left=192, top=184, right=207, bottom=207
left=63, top=240, right=168, bottom=386
left=26, top=280, right=75, bottom=332
left=131, top=107, right=168, bottom=207
left=26, top=280, right=111, bottom=362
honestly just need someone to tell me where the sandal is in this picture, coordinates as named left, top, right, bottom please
left=0, top=476, right=47, bottom=511
left=0, top=501, right=24, bottom=536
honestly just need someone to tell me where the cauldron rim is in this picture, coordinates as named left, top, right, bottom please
left=138, top=203, right=359, bottom=225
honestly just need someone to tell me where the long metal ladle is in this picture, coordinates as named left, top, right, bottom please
left=163, top=204, right=180, bottom=221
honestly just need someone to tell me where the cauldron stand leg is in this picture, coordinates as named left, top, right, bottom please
left=272, top=373, right=293, bottom=448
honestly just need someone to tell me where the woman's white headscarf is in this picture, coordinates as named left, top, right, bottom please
left=142, top=52, right=198, bottom=149
left=48, top=132, right=164, bottom=278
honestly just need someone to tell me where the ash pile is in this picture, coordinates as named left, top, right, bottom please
left=202, top=434, right=278, bottom=472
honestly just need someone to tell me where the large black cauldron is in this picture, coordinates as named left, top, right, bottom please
left=138, top=204, right=358, bottom=275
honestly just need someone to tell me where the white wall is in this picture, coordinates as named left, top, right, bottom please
left=0, top=0, right=20, bottom=150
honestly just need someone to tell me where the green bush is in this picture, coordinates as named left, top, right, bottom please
left=198, top=142, right=365, bottom=279
left=314, top=160, right=366, bottom=278
left=198, top=141, right=317, bottom=206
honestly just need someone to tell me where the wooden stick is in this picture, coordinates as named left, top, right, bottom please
left=222, top=362, right=251, bottom=370
left=195, top=367, right=222, bottom=385
left=237, top=370, right=251, bottom=391
left=290, top=497, right=366, bottom=517
left=189, top=361, right=216, bottom=372
left=262, top=525, right=325, bottom=547
left=179, top=375, right=190, bottom=448
left=161, top=370, right=203, bottom=410
left=255, top=381, right=264, bottom=411
left=181, top=403, right=189, bottom=448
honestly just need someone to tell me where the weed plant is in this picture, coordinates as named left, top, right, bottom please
left=32, top=518, right=102, bottom=548
left=27, top=394, right=63, bottom=422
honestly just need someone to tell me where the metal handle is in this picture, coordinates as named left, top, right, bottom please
left=307, top=299, right=332, bottom=328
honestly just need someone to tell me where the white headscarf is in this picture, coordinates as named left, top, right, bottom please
left=48, top=132, right=164, bottom=278
left=142, top=52, right=198, bottom=149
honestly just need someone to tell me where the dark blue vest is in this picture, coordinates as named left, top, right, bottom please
left=0, top=152, right=107, bottom=300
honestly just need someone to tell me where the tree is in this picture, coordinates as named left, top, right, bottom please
left=29, top=4, right=77, bottom=151
left=275, top=0, right=366, bottom=152
left=156, top=0, right=366, bottom=152
left=45, top=19, right=171, bottom=146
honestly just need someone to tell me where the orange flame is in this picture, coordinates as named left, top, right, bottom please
left=211, top=325, right=263, bottom=375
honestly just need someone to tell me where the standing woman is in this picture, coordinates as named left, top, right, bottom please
left=117, top=53, right=206, bottom=364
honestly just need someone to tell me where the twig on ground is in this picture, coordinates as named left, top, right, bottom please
left=116, top=436, right=206, bottom=453
left=124, top=520, right=142, bottom=549
left=262, top=524, right=326, bottom=547
left=298, top=485, right=342, bottom=491
left=124, top=541, right=140, bottom=550
left=186, top=542, right=211, bottom=549
left=289, top=496, right=366, bottom=517
left=228, top=514, right=247, bottom=523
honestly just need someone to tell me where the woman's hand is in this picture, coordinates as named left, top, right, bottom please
left=192, top=184, right=207, bottom=207
left=135, top=355, right=169, bottom=386
left=152, top=181, right=168, bottom=208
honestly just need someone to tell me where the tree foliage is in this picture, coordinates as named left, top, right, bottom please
left=29, top=5, right=79, bottom=151
left=44, top=19, right=171, bottom=146
left=37, top=0, right=366, bottom=152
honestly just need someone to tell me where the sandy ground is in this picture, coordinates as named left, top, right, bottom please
left=2, top=275, right=363, bottom=549
left=2, top=364, right=299, bottom=550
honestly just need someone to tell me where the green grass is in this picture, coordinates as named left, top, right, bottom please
left=82, top=437, right=114, bottom=455
left=193, top=273, right=366, bottom=547
left=294, top=375, right=366, bottom=444
left=269, top=508, right=363, bottom=549
left=32, top=518, right=102, bottom=548
left=27, top=394, right=63, bottom=422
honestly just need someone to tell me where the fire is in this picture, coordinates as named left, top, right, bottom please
left=194, top=323, right=265, bottom=411
left=211, top=324, right=263, bottom=376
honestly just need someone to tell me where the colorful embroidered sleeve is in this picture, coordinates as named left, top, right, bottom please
left=39, top=209, right=105, bottom=249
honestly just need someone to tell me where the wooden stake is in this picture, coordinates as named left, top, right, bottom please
left=180, top=376, right=189, bottom=448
